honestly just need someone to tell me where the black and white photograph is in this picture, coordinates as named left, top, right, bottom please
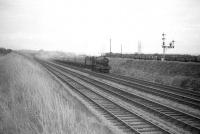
left=0, top=0, right=200, bottom=134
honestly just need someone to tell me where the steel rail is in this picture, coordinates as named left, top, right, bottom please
left=109, top=73, right=200, bottom=100
left=110, top=73, right=200, bottom=98
left=54, top=61, right=200, bottom=110
left=41, top=60, right=171, bottom=134
left=47, top=60, right=200, bottom=134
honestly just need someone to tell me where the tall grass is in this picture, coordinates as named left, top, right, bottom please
left=109, top=58, right=200, bottom=90
left=0, top=53, right=112, bottom=134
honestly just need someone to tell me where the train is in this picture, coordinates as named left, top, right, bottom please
left=54, top=56, right=111, bottom=73
left=105, top=53, right=200, bottom=62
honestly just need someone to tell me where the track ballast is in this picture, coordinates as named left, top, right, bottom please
left=37, top=59, right=200, bottom=134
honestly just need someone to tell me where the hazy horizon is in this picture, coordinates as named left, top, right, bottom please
left=0, top=0, right=200, bottom=55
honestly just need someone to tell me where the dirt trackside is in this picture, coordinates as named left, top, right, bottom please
left=109, top=58, right=200, bottom=91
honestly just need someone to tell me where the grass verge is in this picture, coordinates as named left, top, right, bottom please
left=109, top=58, right=200, bottom=91
left=0, top=52, right=113, bottom=134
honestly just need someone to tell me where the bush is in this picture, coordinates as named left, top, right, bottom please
left=0, top=48, right=12, bottom=55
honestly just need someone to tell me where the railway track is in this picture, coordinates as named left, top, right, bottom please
left=110, top=73, right=200, bottom=99
left=54, top=61, right=200, bottom=111
left=40, top=60, right=171, bottom=134
left=44, top=60, right=200, bottom=134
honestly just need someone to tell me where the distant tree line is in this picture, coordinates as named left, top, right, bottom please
left=0, top=47, right=12, bottom=55
left=105, top=53, right=200, bottom=62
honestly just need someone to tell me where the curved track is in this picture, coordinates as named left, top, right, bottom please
left=40, top=60, right=171, bottom=134
left=45, top=60, right=200, bottom=134
left=110, top=73, right=200, bottom=99
left=54, top=61, right=200, bottom=110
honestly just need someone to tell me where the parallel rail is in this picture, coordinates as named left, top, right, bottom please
left=110, top=73, right=200, bottom=99
left=46, top=61, right=200, bottom=134
left=54, top=61, right=200, bottom=110
left=40, top=61, right=170, bottom=134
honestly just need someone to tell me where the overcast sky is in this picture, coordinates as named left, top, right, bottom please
left=0, top=0, right=200, bottom=55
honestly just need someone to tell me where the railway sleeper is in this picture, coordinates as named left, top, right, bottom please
left=122, top=129, right=136, bottom=134
left=91, top=96, right=107, bottom=101
left=120, top=118, right=141, bottom=122
left=170, top=115, right=188, bottom=119
left=129, top=122, right=147, bottom=125
left=158, top=109, right=174, bottom=112
left=177, top=118, right=197, bottom=122
left=180, top=120, right=200, bottom=126
left=106, top=108, right=125, bottom=112
left=111, top=113, right=132, bottom=116
left=104, top=108, right=122, bottom=111
left=91, top=98, right=104, bottom=100
left=136, top=127, right=160, bottom=132
left=103, top=105, right=119, bottom=108
left=117, top=115, right=138, bottom=118
left=93, top=98, right=107, bottom=101
left=107, top=110, right=124, bottom=113
left=124, top=119, right=144, bottom=123
left=141, top=131, right=166, bottom=134
left=161, top=111, right=177, bottom=114
left=98, top=102, right=113, bottom=105
left=117, top=125, right=131, bottom=129
left=106, top=117, right=119, bottom=121
left=167, top=113, right=183, bottom=116
left=152, top=108, right=166, bottom=111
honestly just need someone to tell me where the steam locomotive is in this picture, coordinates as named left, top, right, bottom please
left=54, top=56, right=111, bottom=73
left=85, top=56, right=111, bottom=73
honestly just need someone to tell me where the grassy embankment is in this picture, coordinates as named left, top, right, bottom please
left=0, top=52, right=112, bottom=134
left=109, top=58, right=200, bottom=91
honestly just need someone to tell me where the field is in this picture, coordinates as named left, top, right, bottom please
left=109, top=57, right=200, bottom=91
left=31, top=50, right=200, bottom=91
left=105, top=53, right=200, bottom=62
left=0, top=52, right=113, bottom=134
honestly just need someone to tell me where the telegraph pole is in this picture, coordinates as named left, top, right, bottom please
left=121, top=44, right=122, bottom=57
left=110, top=38, right=112, bottom=57
left=138, top=40, right=141, bottom=54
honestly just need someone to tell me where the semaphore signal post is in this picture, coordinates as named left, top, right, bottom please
left=161, top=33, right=175, bottom=61
left=110, top=38, right=112, bottom=57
